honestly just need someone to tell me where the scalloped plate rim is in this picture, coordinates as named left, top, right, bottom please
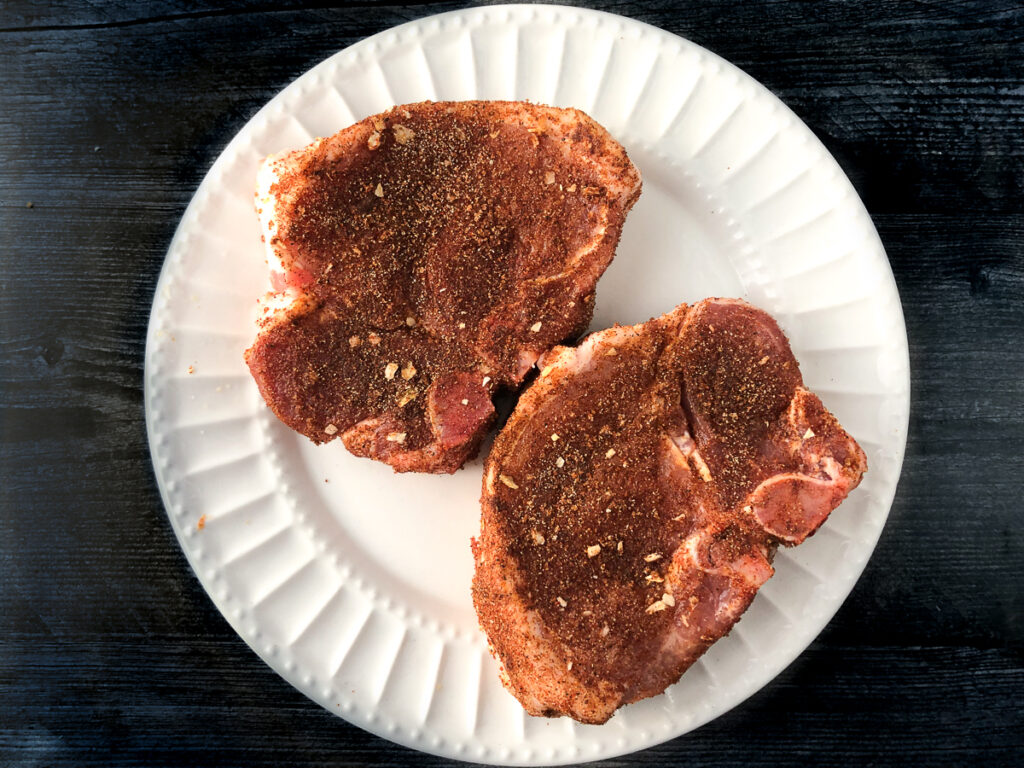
left=144, top=5, right=910, bottom=765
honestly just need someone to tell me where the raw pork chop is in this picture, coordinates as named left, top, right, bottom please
left=473, top=298, right=867, bottom=723
left=244, top=101, right=641, bottom=473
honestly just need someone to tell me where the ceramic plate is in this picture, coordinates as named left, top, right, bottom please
left=145, top=5, right=909, bottom=764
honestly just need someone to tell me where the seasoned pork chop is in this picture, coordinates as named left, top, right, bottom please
left=244, top=101, right=641, bottom=472
left=473, top=298, right=867, bottom=723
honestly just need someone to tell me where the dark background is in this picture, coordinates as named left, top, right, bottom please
left=2, top=1, right=1022, bottom=765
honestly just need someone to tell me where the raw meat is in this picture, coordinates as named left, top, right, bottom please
left=244, top=101, right=641, bottom=473
left=472, top=298, right=867, bottom=722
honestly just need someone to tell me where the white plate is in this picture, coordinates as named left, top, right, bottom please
left=145, top=5, right=909, bottom=765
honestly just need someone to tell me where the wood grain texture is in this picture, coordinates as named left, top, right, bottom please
left=1, top=0, right=1022, bottom=765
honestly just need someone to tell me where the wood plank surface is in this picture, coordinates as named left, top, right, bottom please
left=1, top=1, right=1022, bottom=765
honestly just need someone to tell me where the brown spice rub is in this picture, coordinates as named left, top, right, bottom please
left=245, top=101, right=641, bottom=472
left=476, top=313, right=687, bottom=716
left=473, top=299, right=867, bottom=722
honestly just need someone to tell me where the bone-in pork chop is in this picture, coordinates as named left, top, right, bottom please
left=472, top=298, right=867, bottom=723
left=244, top=101, right=641, bottom=473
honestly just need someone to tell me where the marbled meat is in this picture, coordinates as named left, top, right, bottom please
left=244, top=101, right=641, bottom=472
left=472, top=298, right=867, bottom=722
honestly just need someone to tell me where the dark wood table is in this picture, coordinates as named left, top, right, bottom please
left=2, top=1, right=1021, bottom=765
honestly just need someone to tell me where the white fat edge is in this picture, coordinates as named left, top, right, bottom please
left=253, top=147, right=321, bottom=329
left=545, top=106, right=642, bottom=200
left=526, top=106, right=637, bottom=286
left=255, top=139, right=329, bottom=276
left=571, top=323, right=644, bottom=366
left=254, top=289, right=298, bottom=329
left=255, top=153, right=286, bottom=277
left=483, top=462, right=499, bottom=494
left=530, top=324, right=640, bottom=391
